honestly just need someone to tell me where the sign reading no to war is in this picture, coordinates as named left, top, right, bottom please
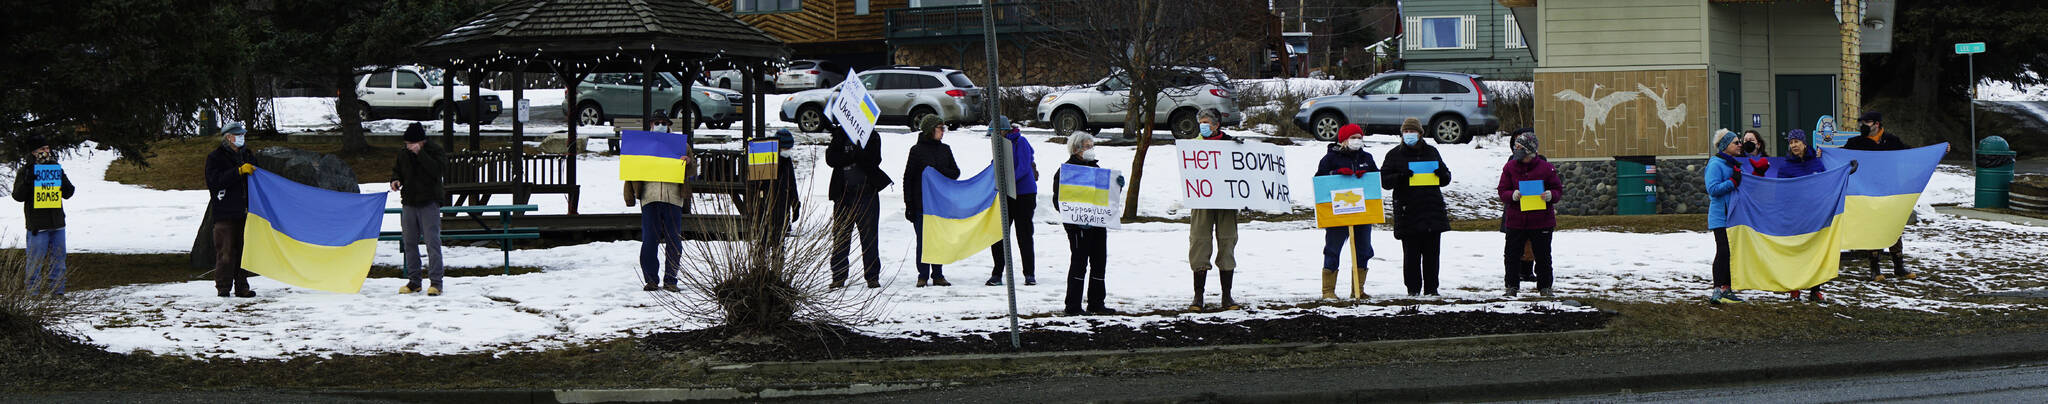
left=1176, top=140, right=1291, bottom=212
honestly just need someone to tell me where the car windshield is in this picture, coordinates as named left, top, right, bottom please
left=787, top=61, right=816, bottom=70
left=945, top=72, right=976, bottom=88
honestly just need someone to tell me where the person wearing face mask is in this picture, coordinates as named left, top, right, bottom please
left=204, top=122, right=260, bottom=298
left=1774, top=129, right=1829, bottom=302
left=1496, top=129, right=1561, bottom=297
left=1705, top=129, right=1746, bottom=304
left=13, top=134, right=75, bottom=297
left=1380, top=117, right=1452, bottom=297
left=1313, top=124, right=1377, bottom=300
left=1841, top=111, right=1916, bottom=281
left=1740, top=130, right=1770, bottom=176
left=1055, top=133, right=1121, bottom=315
left=1187, top=109, right=1243, bottom=310
left=904, top=114, right=962, bottom=287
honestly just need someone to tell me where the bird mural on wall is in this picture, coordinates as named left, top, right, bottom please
left=1553, top=84, right=1638, bottom=146
left=1637, top=83, right=1688, bottom=149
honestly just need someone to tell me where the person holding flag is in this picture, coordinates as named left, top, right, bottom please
left=1315, top=124, right=1376, bottom=300
left=1775, top=129, right=1829, bottom=302
left=1055, top=133, right=1120, bottom=315
left=826, top=123, right=890, bottom=289
left=1381, top=117, right=1453, bottom=297
left=623, top=127, right=695, bottom=292
left=13, top=134, right=75, bottom=297
left=904, top=114, right=961, bottom=287
left=1842, top=111, right=1916, bottom=280
left=1495, top=129, right=1561, bottom=297
left=1705, top=129, right=1746, bottom=304
left=204, top=122, right=259, bottom=298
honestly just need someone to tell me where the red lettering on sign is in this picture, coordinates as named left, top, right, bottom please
left=1184, top=179, right=1213, bottom=197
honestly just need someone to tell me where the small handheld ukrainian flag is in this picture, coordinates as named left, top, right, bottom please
left=747, top=139, right=779, bottom=180
left=1312, top=173, right=1383, bottom=228
left=1727, top=167, right=1851, bottom=292
left=1820, top=144, right=1945, bottom=250
left=620, top=130, right=691, bottom=183
left=241, top=168, right=387, bottom=294
left=920, top=166, right=1004, bottom=265
left=1056, top=164, right=1123, bottom=228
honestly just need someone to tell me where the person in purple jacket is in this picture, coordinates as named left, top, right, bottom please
left=1496, top=129, right=1562, bottom=297
left=987, top=126, right=1040, bottom=286
left=1774, top=129, right=1828, bottom=302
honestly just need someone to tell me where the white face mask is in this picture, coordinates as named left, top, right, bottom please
left=1081, top=149, right=1097, bottom=161
left=1401, top=132, right=1420, bottom=145
left=653, top=125, right=670, bottom=133
left=231, top=134, right=245, bottom=148
left=1344, top=138, right=1365, bottom=150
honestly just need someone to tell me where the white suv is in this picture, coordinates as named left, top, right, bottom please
left=1035, top=67, right=1242, bottom=139
left=780, top=66, right=985, bottom=133
left=353, top=65, right=502, bottom=123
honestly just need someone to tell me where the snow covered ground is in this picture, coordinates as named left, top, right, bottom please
left=13, top=121, right=2027, bottom=360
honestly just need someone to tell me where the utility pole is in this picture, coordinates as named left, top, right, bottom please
left=981, top=0, right=1020, bottom=350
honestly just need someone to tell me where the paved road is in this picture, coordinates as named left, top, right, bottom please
left=1517, top=361, right=2048, bottom=403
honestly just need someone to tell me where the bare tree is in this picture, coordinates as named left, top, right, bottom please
left=1028, top=0, right=1264, bottom=218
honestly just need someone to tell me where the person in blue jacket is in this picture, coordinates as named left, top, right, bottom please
left=1774, top=129, right=1829, bottom=302
left=1705, top=129, right=1749, bottom=304
left=987, top=127, right=1039, bottom=286
left=1316, top=124, right=1376, bottom=300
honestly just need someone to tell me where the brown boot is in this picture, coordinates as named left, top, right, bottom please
left=1320, top=269, right=1339, bottom=299
left=1189, top=270, right=1207, bottom=310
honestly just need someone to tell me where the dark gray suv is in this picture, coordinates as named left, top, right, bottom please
left=1292, top=71, right=1500, bottom=143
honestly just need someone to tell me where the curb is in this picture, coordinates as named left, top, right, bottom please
left=708, top=328, right=1613, bottom=374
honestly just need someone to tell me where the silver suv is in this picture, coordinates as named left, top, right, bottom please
left=780, top=66, right=985, bottom=133
left=1035, top=67, right=1242, bottom=139
left=1292, top=71, right=1500, bottom=143
left=573, top=73, right=743, bottom=130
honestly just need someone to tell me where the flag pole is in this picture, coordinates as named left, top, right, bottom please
left=981, top=0, right=1020, bottom=350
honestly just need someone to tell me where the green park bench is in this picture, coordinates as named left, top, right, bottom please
left=378, top=204, right=541, bottom=275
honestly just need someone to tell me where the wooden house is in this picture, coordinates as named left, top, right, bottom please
left=1399, top=0, right=1537, bottom=81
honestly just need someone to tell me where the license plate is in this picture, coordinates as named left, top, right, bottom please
left=489, top=105, right=500, bottom=112
left=735, top=105, right=744, bottom=114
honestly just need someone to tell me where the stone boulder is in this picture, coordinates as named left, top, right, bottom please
left=252, top=146, right=359, bottom=193
left=538, top=133, right=584, bottom=154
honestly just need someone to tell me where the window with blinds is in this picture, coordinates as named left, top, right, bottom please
left=1405, top=15, right=1476, bottom=51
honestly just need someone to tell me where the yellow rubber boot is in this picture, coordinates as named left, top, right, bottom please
left=1321, top=270, right=1339, bottom=299
left=1349, top=239, right=1368, bottom=299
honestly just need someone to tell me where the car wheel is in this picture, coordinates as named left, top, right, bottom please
left=577, top=103, right=605, bottom=127
left=356, top=101, right=376, bottom=122
left=431, top=102, right=456, bottom=123
left=1052, top=108, right=1085, bottom=138
left=1311, top=111, right=1345, bottom=141
left=797, top=105, right=826, bottom=133
left=1431, top=116, right=1467, bottom=144
left=1169, top=110, right=1199, bottom=139
left=907, top=107, right=937, bottom=132
left=672, top=103, right=699, bottom=130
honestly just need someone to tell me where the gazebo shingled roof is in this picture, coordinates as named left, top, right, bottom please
left=416, top=0, right=791, bottom=73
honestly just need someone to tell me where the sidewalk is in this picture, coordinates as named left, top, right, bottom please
left=1936, top=206, right=2048, bottom=227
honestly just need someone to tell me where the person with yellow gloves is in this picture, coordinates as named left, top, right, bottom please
left=204, top=122, right=260, bottom=298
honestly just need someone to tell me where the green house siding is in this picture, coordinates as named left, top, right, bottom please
left=1401, top=0, right=1535, bottom=80
left=1537, top=0, right=1705, bottom=69
left=1704, top=1, right=1842, bottom=143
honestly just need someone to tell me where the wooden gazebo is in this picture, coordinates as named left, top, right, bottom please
left=414, top=0, right=790, bottom=214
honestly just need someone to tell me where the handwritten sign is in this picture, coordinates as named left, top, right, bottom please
left=1176, top=140, right=1291, bottom=212
left=826, top=68, right=879, bottom=147
left=1408, top=161, right=1441, bottom=186
left=1518, top=180, right=1546, bottom=211
left=1313, top=173, right=1383, bottom=228
left=1056, top=164, right=1123, bottom=228
left=32, top=165, right=62, bottom=209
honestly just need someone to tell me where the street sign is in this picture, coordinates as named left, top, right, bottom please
left=1955, top=42, right=1986, bottom=54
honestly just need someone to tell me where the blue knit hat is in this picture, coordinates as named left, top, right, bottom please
left=775, top=129, right=795, bottom=150
left=1784, top=129, right=1807, bottom=144
left=1713, top=129, right=1737, bottom=152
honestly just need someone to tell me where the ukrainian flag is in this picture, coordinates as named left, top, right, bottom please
left=920, top=166, right=1004, bottom=265
left=620, top=130, right=691, bottom=183
left=241, top=168, right=387, bottom=294
left=1728, top=167, right=1852, bottom=292
left=1056, top=164, right=1113, bottom=206
left=1820, top=144, right=1946, bottom=250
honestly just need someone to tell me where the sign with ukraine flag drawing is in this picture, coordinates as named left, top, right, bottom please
left=619, top=130, right=691, bottom=183
left=1728, top=167, right=1851, bottom=292
left=241, top=168, right=387, bottom=294
left=747, top=139, right=779, bottom=180
left=1313, top=173, right=1383, bottom=228
left=827, top=68, right=880, bottom=146
left=1820, top=144, right=1945, bottom=250
left=1056, top=164, right=1123, bottom=229
left=920, top=166, right=1005, bottom=265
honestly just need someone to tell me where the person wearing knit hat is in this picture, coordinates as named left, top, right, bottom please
left=1704, top=128, right=1746, bottom=304
left=1187, top=108, right=1243, bottom=310
left=1381, top=116, right=1451, bottom=296
left=1496, top=129, right=1561, bottom=297
left=986, top=126, right=1041, bottom=287
left=1314, top=124, right=1377, bottom=300
left=392, top=122, right=448, bottom=295
left=13, top=132, right=75, bottom=297
left=1772, top=128, right=1831, bottom=303
left=205, top=121, right=259, bottom=298
left=756, top=129, right=801, bottom=261
left=1054, top=132, right=1121, bottom=315
left=903, top=112, right=961, bottom=287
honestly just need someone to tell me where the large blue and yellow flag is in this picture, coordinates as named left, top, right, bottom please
left=1728, top=167, right=1852, bottom=292
left=920, top=166, right=1003, bottom=265
left=242, top=168, right=387, bottom=294
left=1820, top=143, right=1945, bottom=250
left=620, top=130, right=691, bottom=183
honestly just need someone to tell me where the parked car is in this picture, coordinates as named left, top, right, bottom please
left=705, top=68, right=772, bottom=91
left=780, top=66, right=985, bottom=133
left=1035, top=67, right=1242, bottom=139
left=573, top=73, right=743, bottom=131
left=1292, top=70, right=1500, bottom=143
left=774, top=59, right=847, bottom=92
left=354, top=65, right=502, bottom=123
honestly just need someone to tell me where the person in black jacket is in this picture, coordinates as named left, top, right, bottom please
left=1055, top=133, right=1121, bottom=315
left=1316, top=124, right=1377, bottom=300
left=759, top=129, right=802, bottom=260
left=391, top=123, right=448, bottom=296
left=826, top=122, right=891, bottom=289
left=1843, top=111, right=1918, bottom=280
left=204, top=122, right=260, bottom=298
left=12, top=134, right=75, bottom=297
left=1381, top=118, right=1452, bottom=296
left=904, top=114, right=962, bottom=287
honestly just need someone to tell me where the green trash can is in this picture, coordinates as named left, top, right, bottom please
left=1616, top=156, right=1658, bottom=215
left=1976, top=136, right=2017, bottom=209
left=199, top=107, right=220, bottom=137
